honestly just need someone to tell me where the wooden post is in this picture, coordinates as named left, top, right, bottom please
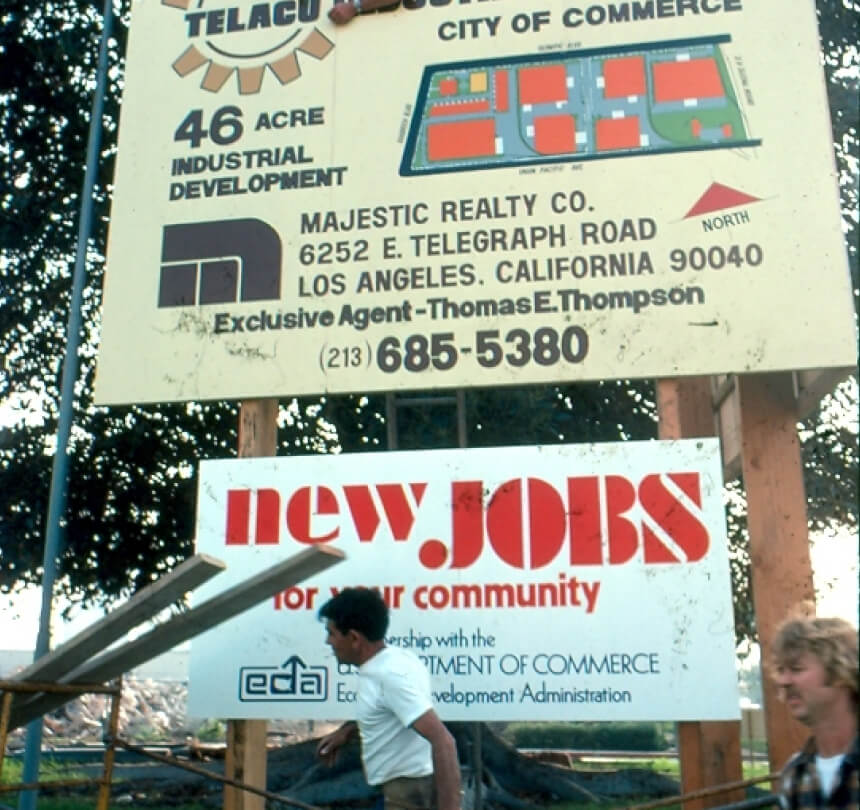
left=224, top=398, right=279, bottom=810
left=735, top=373, right=814, bottom=775
left=656, top=377, right=744, bottom=809
left=657, top=376, right=714, bottom=438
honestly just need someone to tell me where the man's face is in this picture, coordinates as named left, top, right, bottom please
left=774, top=650, right=840, bottom=726
left=325, top=620, right=359, bottom=666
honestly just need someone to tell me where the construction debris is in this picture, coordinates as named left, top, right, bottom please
left=3, top=678, right=320, bottom=750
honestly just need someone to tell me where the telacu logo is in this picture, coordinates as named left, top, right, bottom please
left=165, top=0, right=334, bottom=94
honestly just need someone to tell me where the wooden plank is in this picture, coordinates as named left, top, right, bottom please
left=226, top=398, right=279, bottom=810
left=12, top=554, right=226, bottom=686
left=736, top=372, right=814, bottom=776
left=8, top=546, right=344, bottom=730
left=656, top=377, right=743, bottom=809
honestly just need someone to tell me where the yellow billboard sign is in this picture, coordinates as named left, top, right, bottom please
left=95, top=0, right=856, bottom=404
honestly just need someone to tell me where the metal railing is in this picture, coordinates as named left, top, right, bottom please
left=0, top=677, right=322, bottom=810
left=111, top=738, right=321, bottom=809
left=0, top=678, right=122, bottom=810
left=624, top=770, right=781, bottom=810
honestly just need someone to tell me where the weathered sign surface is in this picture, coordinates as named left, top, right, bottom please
left=188, top=440, right=739, bottom=721
left=95, top=0, right=856, bottom=403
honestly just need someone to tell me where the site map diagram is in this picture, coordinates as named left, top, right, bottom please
left=400, top=35, right=758, bottom=176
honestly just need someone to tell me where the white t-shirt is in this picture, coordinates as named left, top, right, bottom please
left=815, top=753, right=845, bottom=797
left=356, top=646, right=434, bottom=785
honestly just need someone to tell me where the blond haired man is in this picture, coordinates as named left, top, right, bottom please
left=770, top=615, right=858, bottom=810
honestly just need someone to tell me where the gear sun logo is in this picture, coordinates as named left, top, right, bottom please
left=165, top=0, right=334, bottom=95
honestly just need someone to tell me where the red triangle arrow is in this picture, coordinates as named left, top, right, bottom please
left=684, top=182, right=761, bottom=218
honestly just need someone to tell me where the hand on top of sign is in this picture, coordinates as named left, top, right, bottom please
left=329, top=1, right=359, bottom=25
left=328, top=0, right=397, bottom=25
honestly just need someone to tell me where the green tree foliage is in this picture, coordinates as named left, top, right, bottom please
left=502, top=720, right=670, bottom=751
left=0, top=0, right=856, bottom=643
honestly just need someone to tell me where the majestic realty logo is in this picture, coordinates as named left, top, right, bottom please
left=165, top=0, right=335, bottom=95
left=158, top=218, right=282, bottom=307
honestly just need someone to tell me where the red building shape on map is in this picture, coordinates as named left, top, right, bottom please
left=603, top=56, right=646, bottom=98
left=494, top=70, right=509, bottom=112
left=428, top=119, right=496, bottom=162
left=652, top=58, right=724, bottom=103
left=596, top=116, right=641, bottom=150
left=518, top=64, right=568, bottom=105
left=430, top=100, right=491, bottom=117
left=439, top=78, right=458, bottom=96
left=534, top=115, right=577, bottom=154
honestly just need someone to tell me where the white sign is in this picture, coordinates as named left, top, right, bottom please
left=94, top=0, right=857, bottom=405
left=189, top=441, right=739, bottom=721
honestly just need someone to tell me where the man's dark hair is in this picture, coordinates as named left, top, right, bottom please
left=318, top=587, right=389, bottom=642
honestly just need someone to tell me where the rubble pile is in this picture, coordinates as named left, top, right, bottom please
left=4, top=679, right=318, bottom=749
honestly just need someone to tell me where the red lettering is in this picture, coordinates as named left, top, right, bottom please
left=377, top=483, right=426, bottom=539
left=343, top=484, right=425, bottom=542
left=639, top=473, right=709, bottom=562
left=225, top=489, right=251, bottom=545
left=327, top=584, right=405, bottom=608
left=225, top=488, right=279, bottom=545
left=343, top=486, right=379, bottom=541
left=486, top=478, right=565, bottom=569
left=444, top=480, right=484, bottom=569
left=224, top=469, right=710, bottom=569
left=486, top=480, right=523, bottom=567
left=604, top=476, right=638, bottom=564
left=568, top=476, right=602, bottom=564
left=286, top=486, right=339, bottom=544
left=527, top=478, right=566, bottom=567
left=254, top=489, right=280, bottom=545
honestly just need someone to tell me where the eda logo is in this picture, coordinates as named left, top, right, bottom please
left=239, top=655, right=328, bottom=702
left=165, top=0, right=334, bottom=95
left=158, top=218, right=281, bottom=307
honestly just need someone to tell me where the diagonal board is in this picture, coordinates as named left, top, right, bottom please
left=6, top=554, right=225, bottom=725
left=8, top=545, right=345, bottom=730
left=13, top=554, right=226, bottom=685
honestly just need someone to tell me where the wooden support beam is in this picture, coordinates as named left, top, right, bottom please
left=237, top=398, right=278, bottom=459
left=715, top=368, right=852, bottom=482
left=12, top=554, right=226, bottom=687
left=656, top=377, right=743, bottom=809
left=736, top=373, right=814, bottom=775
left=225, top=719, right=268, bottom=810
left=657, top=376, right=716, bottom=439
left=7, top=546, right=344, bottom=730
left=676, top=722, right=744, bottom=808
left=226, top=398, right=279, bottom=810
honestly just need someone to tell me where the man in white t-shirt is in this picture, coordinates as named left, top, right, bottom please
left=316, top=588, right=461, bottom=810
left=769, top=613, right=858, bottom=810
